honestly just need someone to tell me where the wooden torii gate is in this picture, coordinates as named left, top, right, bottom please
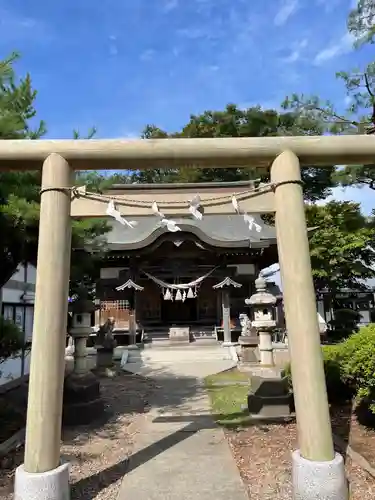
left=2, top=135, right=372, bottom=499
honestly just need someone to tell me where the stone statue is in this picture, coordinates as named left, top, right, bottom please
left=239, top=313, right=251, bottom=336
left=96, top=317, right=116, bottom=349
left=239, top=313, right=258, bottom=338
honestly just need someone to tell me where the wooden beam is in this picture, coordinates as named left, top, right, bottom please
left=1, top=135, right=375, bottom=170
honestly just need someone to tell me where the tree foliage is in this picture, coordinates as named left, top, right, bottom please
left=132, top=104, right=337, bottom=202
left=0, top=54, right=114, bottom=293
left=283, top=2, right=375, bottom=192
left=0, top=317, right=24, bottom=364
left=348, top=0, right=375, bottom=47
left=306, top=201, right=375, bottom=292
left=0, top=53, right=115, bottom=359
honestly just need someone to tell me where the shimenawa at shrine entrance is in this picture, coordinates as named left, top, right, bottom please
left=2, top=136, right=373, bottom=499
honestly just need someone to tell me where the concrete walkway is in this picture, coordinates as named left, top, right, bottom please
left=118, top=357, right=249, bottom=500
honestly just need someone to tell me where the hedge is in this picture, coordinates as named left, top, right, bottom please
left=285, top=324, right=375, bottom=413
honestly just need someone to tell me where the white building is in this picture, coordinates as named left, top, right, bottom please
left=1, top=263, right=36, bottom=343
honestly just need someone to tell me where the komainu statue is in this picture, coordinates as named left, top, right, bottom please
left=96, top=317, right=116, bottom=349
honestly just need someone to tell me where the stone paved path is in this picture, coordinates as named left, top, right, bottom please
left=117, top=356, right=249, bottom=500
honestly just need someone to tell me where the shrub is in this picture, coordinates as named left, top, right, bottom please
left=284, top=344, right=352, bottom=404
left=0, top=316, right=24, bottom=364
left=328, top=308, right=361, bottom=342
left=338, top=324, right=375, bottom=414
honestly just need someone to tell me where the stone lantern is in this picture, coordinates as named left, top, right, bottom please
left=247, top=275, right=277, bottom=366
left=245, top=276, right=292, bottom=420
left=63, top=296, right=104, bottom=425
left=69, top=297, right=95, bottom=374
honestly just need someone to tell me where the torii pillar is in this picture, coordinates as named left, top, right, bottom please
left=15, top=154, right=72, bottom=500
left=271, top=151, right=348, bottom=500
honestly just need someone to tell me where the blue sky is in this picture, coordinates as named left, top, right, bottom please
left=0, top=0, right=373, bottom=212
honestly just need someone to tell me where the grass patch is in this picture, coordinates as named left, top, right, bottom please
left=205, top=368, right=250, bottom=386
left=205, top=370, right=252, bottom=428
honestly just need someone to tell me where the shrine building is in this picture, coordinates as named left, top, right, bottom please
left=83, top=180, right=280, bottom=343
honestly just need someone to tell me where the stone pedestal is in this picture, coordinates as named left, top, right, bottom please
left=258, top=330, right=274, bottom=366
left=169, top=326, right=190, bottom=344
left=238, top=334, right=259, bottom=364
left=247, top=375, right=292, bottom=420
left=96, top=346, right=115, bottom=368
left=63, top=371, right=104, bottom=426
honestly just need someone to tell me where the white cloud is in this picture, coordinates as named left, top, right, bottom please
left=274, top=0, right=300, bottom=26
left=140, top=49, right=156, bottom=61
left=316, top=0, right=341, bottom=13
left=176, top=27, right=211, bottom=39
left=163, top=0, right=179, bottom=12
left=313, top=32, right=354, bottom=64
left=282, top=38, right=308, bottom=63
left=108, top=35, right=118, bottom=56
left=0, top=7, right=52, bottom=44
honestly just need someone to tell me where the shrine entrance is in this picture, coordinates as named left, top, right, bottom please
left=161, top=296, right=198, bottom=324
left=2, top=136, right=364, bottom=499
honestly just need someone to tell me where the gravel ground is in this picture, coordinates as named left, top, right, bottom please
left=226, top=423, right=375, bottom=500
left=0, top=369, right=155, bottom=500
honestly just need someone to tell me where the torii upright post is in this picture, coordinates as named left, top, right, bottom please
left=270, top=151, right=348, bottom=500
left=15, top=154, right=73, bottom=500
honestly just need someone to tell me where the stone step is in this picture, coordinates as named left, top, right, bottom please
left=143, top=330, right=217, bottom=343
left=127, top=346, right=234, bottom=364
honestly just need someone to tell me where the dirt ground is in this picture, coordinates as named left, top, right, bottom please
left=226, top=418, right=375, bottom=500
left=2, top=370, right=375, bottom=500
left=331, top=402, right=375, bottom=467
left=0, top=369, right=155, bottom=500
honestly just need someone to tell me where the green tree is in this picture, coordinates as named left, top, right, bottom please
left=0, top=53, right=115, bottom=360
left=0, top=53, right=114, bottom=290
left=283, top=1, right=375, bottom=192
left=133, top=104, right=337, bottom=202
left=0, top=52, right=46, bottom=287
left=348, top=0, right=375, bottom=47
left=307, top=201, right=375, bottom=292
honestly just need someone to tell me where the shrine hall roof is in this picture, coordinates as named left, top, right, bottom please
left=104, top=214, right=277, bottom=251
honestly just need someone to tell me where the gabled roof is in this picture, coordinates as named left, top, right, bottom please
left=105, top=214, right=277, bottom=251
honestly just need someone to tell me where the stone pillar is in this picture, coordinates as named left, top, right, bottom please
left=222, top=289, right=232, bottom=345
left=15, top=154, right=72, bottom=500
left=248, top=276, right=276, bottom=367
left=271, top=151, right=348, bottom=500
left=258, top=331, right=274, bottom=366
left=73, top=336, right=88, bottom=374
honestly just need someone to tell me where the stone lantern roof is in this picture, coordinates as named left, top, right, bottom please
left=68, top=297, right=96, bottom=314
left=246, top=275, right=277, bottom=306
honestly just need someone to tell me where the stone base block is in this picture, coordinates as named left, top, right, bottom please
left=14, top=462, right=70, bottom=500
left=247, top=376, right=292, bottom=419
left=247, top=366, right=284, bottom=379
left=96, top=347, right=114, bottom=368
left=63, top=372, right=104, bottom=426
left=169, top=327, right=190, bottom=344
left=239, top=343, right=259, bottom=363
left=292, top=450, right=349, bottom=500
left=238, top=362, right=259, bottom=373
